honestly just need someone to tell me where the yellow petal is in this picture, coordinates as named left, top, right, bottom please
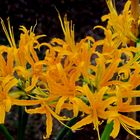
left=55, top=96, right=68, bottom=114
left=25, top=106, right=45, bottom=114
left=101, top=59, right=120, bottom=86
left=24, top=53, right=34, bottom=66
left=123, top=0, right=131, bottom=12
left=44, top=112, right=53, bottom=139
left=71, top=115, right=92, bottom=131
left=0, top=18, right=16, bottom=48
left=119, top=105, right=140, bottom=112
left=5, top=97, right=12, bottom=112
left=110, top=119, right=120, bottom=138
left=12, top=99, right=41, bottom=106
left=0, top=104, right=5, bottom=124
left=71, top=99, right=79, bottom=117
left=83, top=85, right=94, bottom=107
left=74, top=97, right=91, bottom=114
left=7, top=49, right=14, bottom=74
left=30, top=46, right=39, bottom=62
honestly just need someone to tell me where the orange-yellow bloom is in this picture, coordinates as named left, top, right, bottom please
left=102, top=0, right=137, bottom=46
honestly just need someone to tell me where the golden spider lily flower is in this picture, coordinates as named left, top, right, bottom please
left=99, top=84, right=140, bottom=139
left=106, top=104, right=140, bottom=139
left=43, top=63, right=82, bottom=117
left=46, top=10, right=95, bottom=62
left=102, top=0, right=137, bottom=46
left=0, top=76, right=17, bottom=123
left=0, top=19, right=46, bottom=93
left=1, top=18, right=46, bottom=69
left=94, top=26, right=138, bottom=60
left=93, top=43, right=139, bottom=89
left=17, top=26, right=47, bottom=92
left=71, top=85, right=117, bottom=140
left=94, top=55, right=121, bottom=89
left=44, top=11, right=77, bottom=61
left=106, top=112, right=140, bottom=139
left=18, top=25, right=46, bottom=64
left=44, top=14, right=96, bottom=83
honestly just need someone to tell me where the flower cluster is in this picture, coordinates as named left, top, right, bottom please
left=1, top=0, right=140, bottom=139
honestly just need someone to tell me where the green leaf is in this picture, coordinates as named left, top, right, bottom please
left=101, top=121, right=113, bottom=140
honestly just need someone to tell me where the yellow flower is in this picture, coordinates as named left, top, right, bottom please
left=44, top=14, right=96, bottom=84
left=94, top=55, right=120, bottom=90
left=102, top=0, right=137, bottom=46
left=71, top=85, right=116, bottom=140
left=0, top=19, right=46, bottom=92
left=102, top=84, right=140, bottom=139
left=106, top=112, right=140, bottom=139
left=106, top=105, right=140, bottom=139
left=43, top=62, right=82, bottom=117
left=17, top=26, right=47, bottom=92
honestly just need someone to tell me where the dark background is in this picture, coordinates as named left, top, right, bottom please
left=0, top=0, right=127, bottom=43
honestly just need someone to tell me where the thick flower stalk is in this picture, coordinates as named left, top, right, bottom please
left=1, top=0, right=140, bottom=140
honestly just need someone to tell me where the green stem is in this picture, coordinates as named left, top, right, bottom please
left=17, top=106, right=28, bottom=140
left=0, top=124, right=14, bottom=140
left=56, top=117, right=78, bottom=140
left=101, top=121, right=113, bottom=140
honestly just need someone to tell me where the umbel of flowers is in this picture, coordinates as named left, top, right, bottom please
left=1, top=0, right=140, bottom=139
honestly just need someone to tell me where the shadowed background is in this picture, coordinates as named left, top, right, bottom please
left=0, top=0, right=126, bottom=42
